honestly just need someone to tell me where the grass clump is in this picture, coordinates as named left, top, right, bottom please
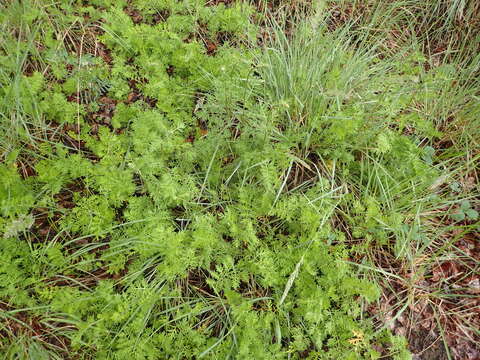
left=1, top=0, right=479, bottom=359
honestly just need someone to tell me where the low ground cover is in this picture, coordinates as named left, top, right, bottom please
left=0, top=0, right=478, bottom=359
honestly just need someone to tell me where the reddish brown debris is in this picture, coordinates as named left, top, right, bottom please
left=368, top=230, right=480, bottom=360
left=123, top=6, right=143, bottom=24
left=0, top=302, right=74, bottom=356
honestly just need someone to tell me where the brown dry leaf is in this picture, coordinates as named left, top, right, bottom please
left=205, top=40, right=217, bottom=55
left=431, top=261, right=459, bottom=282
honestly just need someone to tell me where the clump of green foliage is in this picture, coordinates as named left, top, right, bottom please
left=1, top=0, right=478, bottom=359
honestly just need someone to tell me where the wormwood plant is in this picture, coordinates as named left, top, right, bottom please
left=1, top=0, right=478, bottom=359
